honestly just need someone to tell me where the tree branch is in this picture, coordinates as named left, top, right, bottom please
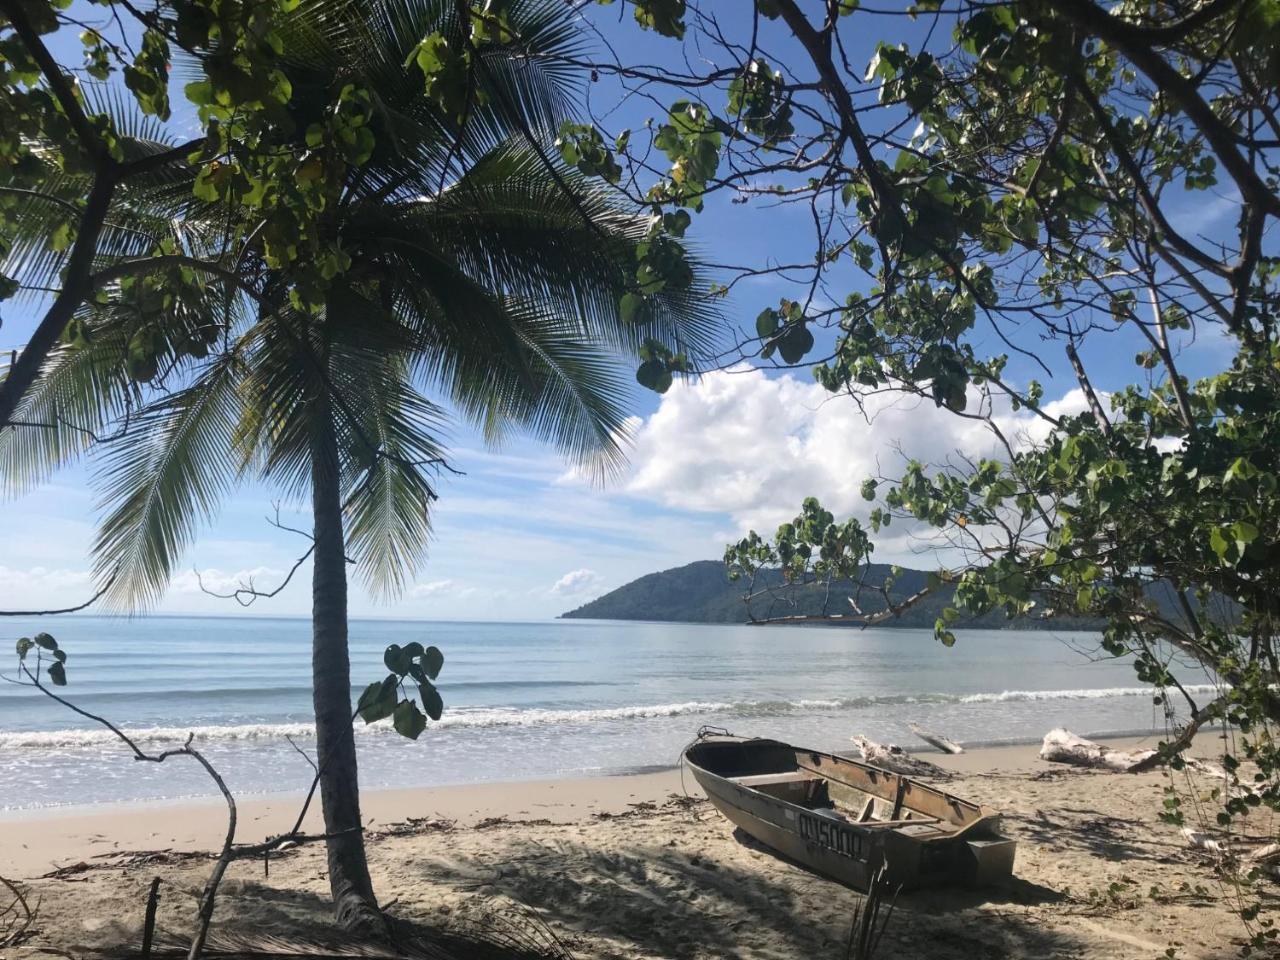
left=0, top=0, right=109, bottom=165
left=0, top=574, right=116, bottom=617
left=1053, top=0, right=1280, bottom=219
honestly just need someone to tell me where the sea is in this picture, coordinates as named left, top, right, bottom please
left=0, top=616, right=1213, bottom=811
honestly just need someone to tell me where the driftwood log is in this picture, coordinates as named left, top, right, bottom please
left=907, top=723, right=964, bottom=755
left=850, top=736, right=950, bottom=778
left=1183, top=829, right=1280, bottom=878
left=1038, top=728, right=1157, bottom=772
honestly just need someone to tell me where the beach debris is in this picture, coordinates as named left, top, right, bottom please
left=1182, top=829, right=1280, bottom=879
left=447, top=894, right=577, bottom=960
left=141, top=878, right=162, bottom=960
left=474, top=815, right=554, bottom=830
left=907, top=723, right=964, bottom=755
left=850, top=736, right=950, bottom=778
left=1, top=875, right=36, bottom=948
left=1038, top=728, right=1157, bottom=772
left=843, top=863, right=898, bottom=960
left=367, top=817, right=454, bottom=840
left=1182, top=756, right=1256, bottom=801
left=39, top=860, right=94, bottom=880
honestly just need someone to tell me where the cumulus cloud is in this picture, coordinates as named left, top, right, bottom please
left=410, top=579, right=457, bottom=598
left=618, top=367, right=1089, bottom=537
left=550, top=568, right=602, bottom=596
left=0, top=565, right=94, bottom=594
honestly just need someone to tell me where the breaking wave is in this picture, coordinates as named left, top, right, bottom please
left=958, top=684, right=1220, bottom=704
left=0, top=684, right=1222, bottom=749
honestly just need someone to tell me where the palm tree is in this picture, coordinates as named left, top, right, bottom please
left=0, top=0, right=716, bottom=933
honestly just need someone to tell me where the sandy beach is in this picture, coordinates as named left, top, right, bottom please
left=1, top=735, right=1253, bottom=959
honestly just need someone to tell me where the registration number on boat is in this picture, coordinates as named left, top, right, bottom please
left=798, top=812, right=865, bottom=859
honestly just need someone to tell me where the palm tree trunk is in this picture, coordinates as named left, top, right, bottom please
left=309, top=408, right=383, bottom=936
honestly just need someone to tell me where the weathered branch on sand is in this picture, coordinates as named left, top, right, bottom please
left=1039, top=728, right=1156, bottom=772
left=907, top=723, right=964, bottom=756
left=850, top=736, right=950, bottom=779
left=1, top=874, right=36, bottom=948
left=1183, top=829, right=1280, bottom=878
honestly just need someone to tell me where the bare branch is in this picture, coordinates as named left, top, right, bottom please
left=0, top=574, right=116, bottom=617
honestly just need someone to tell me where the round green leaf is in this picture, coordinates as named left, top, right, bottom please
left=420, top=681, right=444, bottom=721
left=392, top=699, right=427, bottom=740
left=422, top=645, right=444, bottom=680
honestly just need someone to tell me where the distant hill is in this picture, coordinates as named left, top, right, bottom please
left=558, top=560, right=1104, bottom=629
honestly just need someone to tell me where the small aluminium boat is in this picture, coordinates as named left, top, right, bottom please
left=684, top=733, right=1016, bottom=891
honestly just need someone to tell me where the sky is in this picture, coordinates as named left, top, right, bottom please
left=0, top=3, right=1247, bottom=620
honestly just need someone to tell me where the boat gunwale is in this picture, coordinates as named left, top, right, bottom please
left=683, top=736, right=996, bottom=843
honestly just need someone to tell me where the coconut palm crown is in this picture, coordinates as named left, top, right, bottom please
left=0, top=0, right=717, bottom=932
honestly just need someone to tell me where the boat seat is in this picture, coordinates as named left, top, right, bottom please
left=810, top=806, right=848, bottom=822
left=728, top=770, right=821, bottom=787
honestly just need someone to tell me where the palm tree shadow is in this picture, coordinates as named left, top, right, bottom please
left=104, top=882, right=579, bottom=960
left=418, top=835, right=1092, bottom=960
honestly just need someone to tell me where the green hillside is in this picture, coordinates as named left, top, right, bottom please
left=558, top=560, right=1104, bottom=629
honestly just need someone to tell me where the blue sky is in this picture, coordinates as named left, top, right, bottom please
left=0, top=3, right=1245, bottom=619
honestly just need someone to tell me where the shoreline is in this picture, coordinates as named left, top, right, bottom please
left=5, top=729, right=1245, bottom=960
left=0, top=724, right=1216, bottom=820
left=1, top=732, right=1223, bottom=880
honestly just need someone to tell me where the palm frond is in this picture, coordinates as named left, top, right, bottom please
left=340, top=363, right=447, bottom=600
left=92, top=354, right=246, bottom=609
left=447, top=302, right=633, bottom=479
left=371, top=144, right=719, bottom=363
left=0, top=318, right=137, bottom=497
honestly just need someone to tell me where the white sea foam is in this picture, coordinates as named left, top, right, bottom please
left=958, top=684, right=1220, bottom=704
left=0, top=685, right=1224, bottom=750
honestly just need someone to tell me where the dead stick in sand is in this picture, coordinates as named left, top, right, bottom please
left=908, top=723, right=964, bottom=755
left=141, top=878, right=162, bottom=960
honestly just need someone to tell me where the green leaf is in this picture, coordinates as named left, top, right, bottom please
left=777, top=323, right=814, bottom=364
left=384, top=643, right=410, bottom=674
left=422, top=645, right=444, bottom=680
left=357, top=675, right=398, bottom=724
left=756, top=308, right=779, bottom=338
left=48, top=661, right=67, bottom=686
left=620, top=292, right=650, bottom=324
left=393, top=699, right=427, bottom=739
left=420, top=681, right=444, bottom=721
left=1209, top=526, right=1231, bottom=560
left=15, top=638, right=33, bottom=660
left=633, top=0, right=687, bottom=38
left=636, top=359, right=674, bottom=393
left=34, top=633, right=57, bottom=651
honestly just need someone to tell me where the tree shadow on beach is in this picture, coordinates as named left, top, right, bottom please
left=1005, top=804, right=1198, bottom=866
left=414, top=829, right=1096, bottom=960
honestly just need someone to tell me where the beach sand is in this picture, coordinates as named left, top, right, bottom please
left=1, top=735, right=1253, bottom=959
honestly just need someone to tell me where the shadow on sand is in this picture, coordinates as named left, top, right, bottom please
left=417, top=833, right=1094, bottom=960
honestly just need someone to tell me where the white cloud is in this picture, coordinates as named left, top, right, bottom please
left=550, top=568, right=602, bottom=596
left=616, top=367, right=1089, bottom=539
left=0, top=566, right=99, bottom=615
left=410, top=579, right=453, bottom=598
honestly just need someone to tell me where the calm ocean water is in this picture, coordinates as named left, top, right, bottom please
left=0, top=616, right=1210, bottom=811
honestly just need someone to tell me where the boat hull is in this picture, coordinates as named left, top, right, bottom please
left=684, top=736, right=1015, bottom=891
